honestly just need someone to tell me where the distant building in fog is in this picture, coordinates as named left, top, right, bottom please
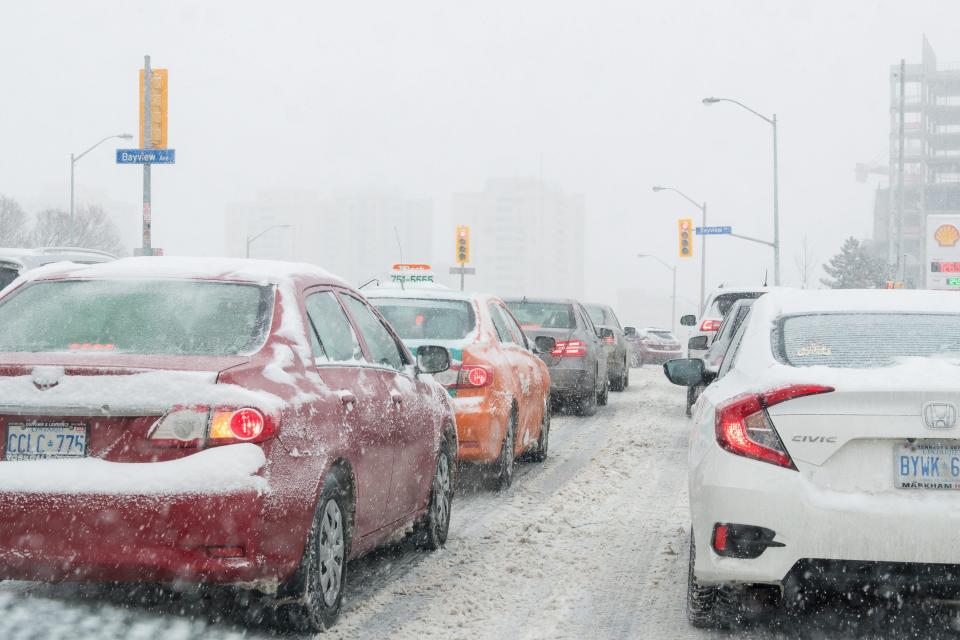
left=451, top=178, right=585, bottom=299
left=874, top=36, right=960, bottom=288
left=225, top=189, right=433, bottom=286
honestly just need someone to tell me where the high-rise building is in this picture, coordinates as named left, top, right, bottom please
left=875, top=37, right=960, bottom=288
left=225, top=189, right=433, bottom=286
left=450, top=178, right=585, bottom=299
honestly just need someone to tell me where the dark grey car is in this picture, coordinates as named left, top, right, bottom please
left=504, top=297, right=609, bottom=416
left=584, top=303, right=629, bottom=392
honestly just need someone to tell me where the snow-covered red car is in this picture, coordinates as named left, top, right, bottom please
left=664, top=289, right=960, bottom=627
left=0, top=257, right=457, bottom=632
left=368, top=289, right=554, bottom=489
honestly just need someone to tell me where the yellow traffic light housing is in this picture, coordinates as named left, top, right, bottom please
left=455, top=225, right=470, bottom=264
left=139, top=68, right=168, bottom=149
left=678, top=218, right=694, bottom=258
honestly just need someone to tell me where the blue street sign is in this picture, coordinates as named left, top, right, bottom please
left=696, top=226, right=732, bottom=235
left=116, top=149, right=176, bottom=164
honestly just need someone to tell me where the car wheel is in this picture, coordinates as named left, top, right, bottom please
left=280, top=472, right=350, bottom=633
left=609, top=359, right=625, bottom=392
left=577, top=384, right=597, bottom=417
left=494, top=411, right=517, bottom=490
left=596, top=370, right=609, bottom=406
left=416, top=434, right=454, bottom=550
left=530, top=396, right=550, bottom=463
left=623, top=357, right=630, bottom=389
left=687, top=530, right=741, bottom=630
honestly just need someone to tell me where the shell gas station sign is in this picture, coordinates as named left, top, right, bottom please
left=927, top=215, right=960, bottom=290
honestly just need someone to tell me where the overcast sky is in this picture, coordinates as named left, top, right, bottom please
left=1, top=1, right=958, bottom=310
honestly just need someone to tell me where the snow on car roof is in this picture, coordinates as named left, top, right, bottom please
left=23, top=256, right=348, bottom=287
left=754, top=288, right=960, bottom=318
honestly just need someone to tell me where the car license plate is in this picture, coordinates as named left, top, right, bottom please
left=895, top=442, right=960, bottom=489
left=4, top=422, right=88, bottom=460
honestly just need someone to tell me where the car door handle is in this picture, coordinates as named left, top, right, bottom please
left=338, top=391, right=357, bottom=405
left=391, top=392, right=403, bottom=405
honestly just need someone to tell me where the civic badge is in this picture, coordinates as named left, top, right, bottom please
left=923, top=402, right=958, bottom=429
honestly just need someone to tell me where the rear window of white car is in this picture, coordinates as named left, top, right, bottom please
left=709, top=291, right=765, bottom=317
left=776, top=313, right=960, bottom=368
left=0, top=279, right=273, bottom=356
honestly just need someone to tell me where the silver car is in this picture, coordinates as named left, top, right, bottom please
left=584, top=303, right=629, bottom=392
left=0, top=247, right=116, bottom=290
left=504, top=297, right=609, bottom=416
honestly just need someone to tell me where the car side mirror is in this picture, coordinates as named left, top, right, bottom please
left=416, top=345, right=451, bottom=375
left=598, top=327, right=614, bottom=340
left=680, top=314, right=697, bottom=327
left=688, top=335, right=710, bottom=350
left=662, top=358, right=706, bottom=387
left=533, top=336, right=557, bottom=354
left=624, top=326, right=636, bottom=337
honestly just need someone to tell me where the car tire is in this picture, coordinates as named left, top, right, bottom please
left=279, top=472, right=351, bottom=633
left=596, top=370, right=609, bottom=406
left=687, top=530, right=741, bottom=630
left=416, top=434, right=454, bottom=550
left=623, top=358, right=630, bottom=389
left=577, top=385, right=598, bottom=417
left=530, top=397, right=550, bottom=463
left=609, top=358, right=626, bottom=392
left=494, top=411, right=517, bottom=490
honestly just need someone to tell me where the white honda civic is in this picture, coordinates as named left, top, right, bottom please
left=663, top=289, right=960, bottom=628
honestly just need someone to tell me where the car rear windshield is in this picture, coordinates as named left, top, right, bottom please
left=710, top=292, right=765, bottom=317
left=506, top=301, right=576, bottom=329
left=371, top=298, right=475, bottom=340
left=777, top=313, right=960, bottom=368
left=0, top=279, right=274, bottom=356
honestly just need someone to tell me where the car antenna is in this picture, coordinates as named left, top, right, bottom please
left=394, top=226, right=405, bottom=290
left=763, top=269, right=769, bottom=287
left=359, top=277, right=381, bottom=290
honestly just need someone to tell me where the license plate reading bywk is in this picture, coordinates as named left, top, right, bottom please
left=895, top=443, right=960, bottom=489
left=5, top=422, right=88, bottom=460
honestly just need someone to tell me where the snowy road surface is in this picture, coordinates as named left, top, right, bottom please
left=2, top=367, right=960, bottom=639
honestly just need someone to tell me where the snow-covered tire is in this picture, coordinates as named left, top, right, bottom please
left=530, top=397, right=550, bottom=463
left=623, top=359, right=630, bottom=389
left=416, top=434, right=454, bottom=550
left=494, top=411, right=517, bottom=490
left=609, top=362, right=625, bottom=392
left=576, top=386, right=597, bottom=417
left=279, top=472, right=351, bottom=633
left=687, top=530, right=740, bottom=630
left=597, top=376, right=609, bottom=406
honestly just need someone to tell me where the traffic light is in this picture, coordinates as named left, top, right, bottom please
left=678, top=218, right=693, bottom=258
left=455, top=225, right=470, bottom=264
left=139, top=68, right=168, bottom=149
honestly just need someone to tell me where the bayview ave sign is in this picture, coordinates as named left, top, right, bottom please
left=116, top=149, right=176, bottom=164
left=696, top=226, right=732, bottom=235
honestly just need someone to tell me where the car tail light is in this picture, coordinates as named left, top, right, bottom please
left=551, top=339, right=587, bottom=357
left=700, top=319, right=722, bottom=332
left=209, top=407, right=274, bottom=444
left=453, top=365, right=493, bottom=388
left=602, top=335, right=615, bottom=345
left=712, top=524, right=729, bottom=553
left=714, top=384, right=834, bottom=469
left=148, top=406, right=209, bottom=447
left=150, top=406, right=275, bottom=447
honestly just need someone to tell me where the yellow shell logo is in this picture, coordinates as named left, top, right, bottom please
left=935, top=224, right=960, bottom=247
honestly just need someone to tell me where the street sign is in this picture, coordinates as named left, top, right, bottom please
left=449, top=266, right=476, bottom=275
left=696, top=226, right=732, bottom=235
left=116, top=149, right=176, bottom=164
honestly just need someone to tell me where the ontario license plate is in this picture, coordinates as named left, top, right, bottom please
left=895, top=442, right=960, bottom=489
left=4, top=422, right=88, bottom=460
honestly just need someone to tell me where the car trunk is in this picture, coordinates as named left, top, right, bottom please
left=0, top=354, right=249, bottom=463
left=768, top=387, right=960, bottom=492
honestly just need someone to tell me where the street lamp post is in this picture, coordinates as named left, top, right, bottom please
left=71, top=133, right=133, bottom=221
left=702, top=96, right=780, bottom=286
left=246, top=224, right=292, bottom=258
left=637, top=253, right=677, bottom=332
left=652, top=186, right=707, bottom=313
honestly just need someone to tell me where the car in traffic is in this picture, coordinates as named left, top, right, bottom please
left=584, top=303, right=630, bottom=391
left=680, top=286, right=769, bottom=360
left=663, top=289, right=960, bottom=628
left=0, top=257, right=457, bottom=633
left=624, top=326, right=682, bottom=367
left=0, top=246, right=116, bottom=290
left=367, top=289, right=554, bottom=489
left=504, top=297, right=609, bottom=416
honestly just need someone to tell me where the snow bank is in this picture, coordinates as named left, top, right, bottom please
left=0, top=443, right=267, bottom=495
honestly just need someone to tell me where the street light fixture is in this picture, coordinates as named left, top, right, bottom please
left=70, top=133, right=133, bottom=221
left=637, top=253, right=678, bottom=332
left=246, top=224, right=292, bottom=258
left=652, top=185, right=707, bottom=313
left=702, top=96, right=780, bottom=285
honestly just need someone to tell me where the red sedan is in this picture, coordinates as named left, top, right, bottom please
left=0, top=257, right=457, bottom=632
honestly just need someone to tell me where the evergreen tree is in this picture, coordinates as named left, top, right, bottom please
left=820, top=236, right=885, bottom=289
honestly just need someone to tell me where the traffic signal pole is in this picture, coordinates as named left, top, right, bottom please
left=142, top=54, right=152, bottom=255
left=699, top=202, right=706, bottom=314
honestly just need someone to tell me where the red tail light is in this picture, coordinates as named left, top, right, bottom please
left=150, top=406, right=275, bottom=447
left=715, top=384, right=834, bottom=469
left=700, top=319, right=722, bottom=332
left=602, top=335, right=615, bottom=345
left=551, top=339, right=587, bottom=357
left=452, top=365, right=493, bottom=388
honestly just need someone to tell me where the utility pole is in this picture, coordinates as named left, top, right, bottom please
left=772, top=115, right=780, bottom=286
left=896, top=58, right=906, bottom=283
left=700, top=202, right=707, bottom=312
left=142, top=54, right=153, bottom=256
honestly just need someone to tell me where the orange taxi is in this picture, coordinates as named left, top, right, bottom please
left=368, top=289, right=554, bottom=489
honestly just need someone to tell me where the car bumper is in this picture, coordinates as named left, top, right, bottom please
left=0, top=489, right=300, bottom=588
left=691, top=448, right=960, bottom=588
left=546, top=365, right=593, bottom=396
left=452, top=393, right=506, bottom=463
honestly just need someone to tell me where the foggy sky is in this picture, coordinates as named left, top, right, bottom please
left=1, top=0, right=957, bottom=317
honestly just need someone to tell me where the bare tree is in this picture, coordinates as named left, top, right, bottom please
left=30, top=205, right=124, bottom=255
left=0, top=195, right=29, bottom=247
left=793, top=235, right=816, bottom=289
